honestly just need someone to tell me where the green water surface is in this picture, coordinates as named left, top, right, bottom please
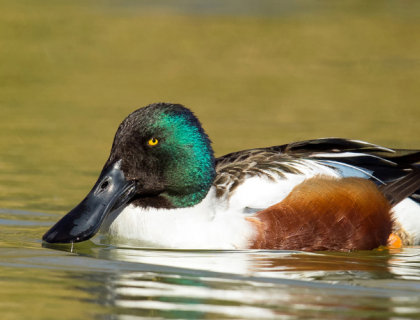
left=1, top=1, right=420, bottom=319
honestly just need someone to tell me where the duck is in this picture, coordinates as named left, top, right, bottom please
left=42, top=102, right=420, bottom=251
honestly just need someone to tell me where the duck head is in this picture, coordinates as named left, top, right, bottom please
left=43, top=103, right=216, bottom=243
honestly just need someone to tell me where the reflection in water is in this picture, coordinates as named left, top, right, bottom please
left=253, top=249, right=396, bottom=281
left=74, top=267, right=420, bottom=319
left=45, top=239, right=420, bottom=318
left=111, top=273, right=279, bottom=319
left=388, top=247, right=420, bottom=282
left=44, top=235, right=399, bottom=279
left=96, top=237, right=396, bottom=279
left=109, top=273, right=289, bottom=319
left=41, top=237, right=419, bottom=318
left=1, top=208, right=420, bottom=319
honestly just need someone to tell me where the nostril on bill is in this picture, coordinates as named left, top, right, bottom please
left=100, top=180, right=109, bottom=191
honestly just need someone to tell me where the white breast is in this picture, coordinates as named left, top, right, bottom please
left=100, top=160, right=343, bottom=249
left=100, top=187, right=256, bottom=249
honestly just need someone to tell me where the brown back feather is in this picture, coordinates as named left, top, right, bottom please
left=250, top=176, right=392, bottom=251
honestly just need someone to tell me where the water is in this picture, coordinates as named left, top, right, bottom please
left=2, top=208, right=420, bottom=319
left=1, top=1, right=420, bottom=319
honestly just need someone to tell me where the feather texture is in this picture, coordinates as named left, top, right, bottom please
left=248, top=176, right=392, bottom=251
left=214, top=138, right=420, bottom=201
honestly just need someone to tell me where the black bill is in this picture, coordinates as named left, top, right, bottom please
left=43, top=160, right=138, bottom=243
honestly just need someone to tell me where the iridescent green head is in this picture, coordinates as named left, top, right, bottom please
left=106, top=103, right=216, bottom=209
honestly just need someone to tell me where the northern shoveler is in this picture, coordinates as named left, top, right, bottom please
left=43, top=103, right=420, bottom=251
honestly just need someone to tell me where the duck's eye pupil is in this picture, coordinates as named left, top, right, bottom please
left=148, top=138, right=159, bottom=146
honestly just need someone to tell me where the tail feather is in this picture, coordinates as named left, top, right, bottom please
left=378, top=168, right=420, bottom=206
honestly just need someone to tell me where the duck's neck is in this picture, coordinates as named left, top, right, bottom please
left=128, top=184, right=215, bottom=210
left=162, top=188, right=213, bottom=208
left=160, top=127, right=217, bottom=208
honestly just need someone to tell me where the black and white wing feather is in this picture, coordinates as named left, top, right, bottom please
left=214, top=138, right=420, bottom=201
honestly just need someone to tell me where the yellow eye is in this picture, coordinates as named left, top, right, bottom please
left=148, top=138, right=159, bottom=146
